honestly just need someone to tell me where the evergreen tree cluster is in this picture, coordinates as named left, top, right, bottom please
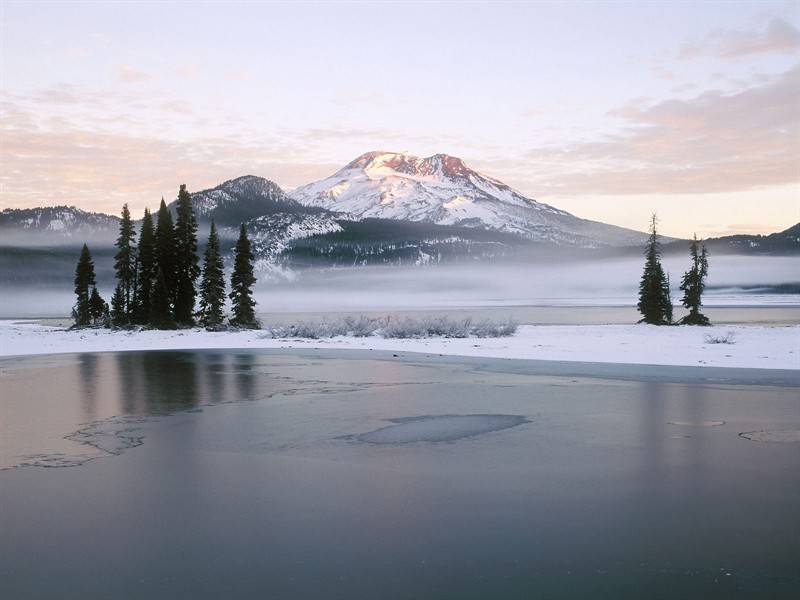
left=73, top=244, right=108, bottom=327
left=72, top=186, right=259, bottom=330
left=637, top=214, right=710, bottom=326
left=678, top=235, right=710, bottom=325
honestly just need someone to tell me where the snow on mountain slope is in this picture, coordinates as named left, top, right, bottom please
left=0, top=206, right=119, bottom=244
left=237, top=212, right=343, bottom=271
left=180, top=175, right=307, bottom=226
left=290, top=151, right=647, bottom=247
left=189, top=176, right=345, bottom=275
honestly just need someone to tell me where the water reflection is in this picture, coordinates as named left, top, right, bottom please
left=78, top=353, right=99, bottom=421
left=112, top=352, right=202, bottom=415
left=638, top=381, right=713, bottom=489
left=233, top=353, right=257, bottom=402
left=0, top=351, right=283, bottom=469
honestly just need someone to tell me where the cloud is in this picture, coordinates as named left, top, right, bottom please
left=117, top=65, right=150, bottom=83
left=509, top=64, right=800, bottom=196
left=680, top=18, right=800, bottom=60
left=160, top=100, right=193, bottom=114
left=0, top=102, right=339, bottom=212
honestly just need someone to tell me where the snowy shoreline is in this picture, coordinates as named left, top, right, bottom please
left=0, top=320, right=797, bottom=370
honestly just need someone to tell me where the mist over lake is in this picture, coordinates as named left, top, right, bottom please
left=2, top=253, right=797, bottom=319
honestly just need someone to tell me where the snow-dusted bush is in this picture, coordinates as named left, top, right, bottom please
left=381, top=316, right=472, bottom=339
left=341, top=315, right=376, bottom=337
left=704, top=331, right=736, bottom=345
left=471, top=318, right=519, bottom=338
left=262, top=315, right=518, bottom=340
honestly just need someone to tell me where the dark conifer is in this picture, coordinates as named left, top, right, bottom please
left=73, top=244, right=96, bottom=327
left=110, top=284, right=126, bottom=326
left=134, top=208, right=156, bottom=324
left=173, top=184, right=200, bottom=325
left=153, top=198, right=176, bottom=319
left=113, top=203, right=137, bottom=324
left=150, top=266, right=176, bottom=329
left=199, top=220, right=226, bottom=328
left=89, top=287, right=108, bottom=325
left=229, top=224, right=259, bottom=328
left=637, top=214, right=673, bottom=325
left=679, top=235, right=710, bottom=325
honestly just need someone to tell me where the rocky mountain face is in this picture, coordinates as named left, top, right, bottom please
left=290, top=151, right=648, bottom=248
left=0, top=206, right=119, bottom=245
left=171, top=175, right=313, bottom=227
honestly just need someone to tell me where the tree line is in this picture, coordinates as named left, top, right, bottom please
left=638, top=214, right=710, bottom=326
left=74, top=199, right=708, bottom=331
left=73, top=185, right=259, bottom=330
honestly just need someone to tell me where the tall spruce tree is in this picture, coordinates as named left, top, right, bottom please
left=110, top=284, right=126, bottom=326
left=173, top=184, right=200, bottom=325
left=73, top=244, right=96, bottom=327
left=679, top=235, right=710, bottom=325
left=134, top=208, right=156, bottom=324
left=153, top=198, right=176, bottom=322
left=113, top=203, right=137, bottom=324
left=150, top=266, right=176, bottom=329
left=229, top=224, right=258, bottom=328
left=199, top=220, right=226, bottom=328
left=637, top=214, right=673, bottom=325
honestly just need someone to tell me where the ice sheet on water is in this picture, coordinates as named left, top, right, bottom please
left=9, top=415, right=153, bottom=470
left=668, top=420, right=725, bottom=427
left=354, top=414, right=528, bottom=444
left=740, top=430, right=800, bottom=443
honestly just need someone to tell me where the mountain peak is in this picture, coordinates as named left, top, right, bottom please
left=344, top=150, right=476, bottom=181
left=184, top=176, right=301, bottom=226
left=291, top=151, right=648, bottom=247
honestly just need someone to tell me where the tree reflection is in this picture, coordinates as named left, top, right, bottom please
left=113, top=351, right=200, bottom=415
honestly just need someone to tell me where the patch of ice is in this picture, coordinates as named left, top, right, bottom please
left=739, top=430, right=800, bottom=443
left=354, top=414, right=528, bottom=444
left=668, top=420, right=725, bottom=427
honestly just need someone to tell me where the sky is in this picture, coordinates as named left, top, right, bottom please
left=1, top=0, right=798, bottom=238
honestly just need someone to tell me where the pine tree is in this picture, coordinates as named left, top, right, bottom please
left=113, top=203, right=137, bottom=325
left=637, top=214, right=673, bottom=325
left=229, top=224, right=259, bottom=328
left=89, top=287, right=108, bottom=326
left=199, top=220, right=226, bottom=328
left=153, top=198, right=176, bottom=321
left=73, top=244, right=96, bottom=327
left=110, top=284, right=126, bottom=326
left=173, top=184, right=200, bottom=325
left=134, top=208, right=156, bottom=324
left=150, top=266, right=176, bottom=329
left=679, top=235, right=710, bottom=325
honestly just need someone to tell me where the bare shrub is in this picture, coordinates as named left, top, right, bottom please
left=703, top=331, right=736, bottom=345
left=262, top=315, right=518, bottom=340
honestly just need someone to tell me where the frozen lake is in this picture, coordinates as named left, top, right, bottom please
left=1, top=349, right=799, bottom=598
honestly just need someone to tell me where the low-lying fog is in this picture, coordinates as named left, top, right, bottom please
left=1, top=254, right=797, bottom=319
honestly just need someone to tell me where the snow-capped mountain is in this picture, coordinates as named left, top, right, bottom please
left=290, top=151, right=647, bottom=247
left=175, top=175, right=312, bottom=226
left=0, top=206, right=119, bottom=244
left=178, top=176, right=347, bottom=276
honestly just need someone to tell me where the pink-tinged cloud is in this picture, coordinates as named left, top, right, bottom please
left=508, top=64, right=800, bottom=196
left=117, top=65, right=150, bottom=83
left=680, top=18, right=800, bottom=60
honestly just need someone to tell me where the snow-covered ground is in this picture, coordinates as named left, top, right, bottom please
left=0, top=320, right=796, bottom=370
